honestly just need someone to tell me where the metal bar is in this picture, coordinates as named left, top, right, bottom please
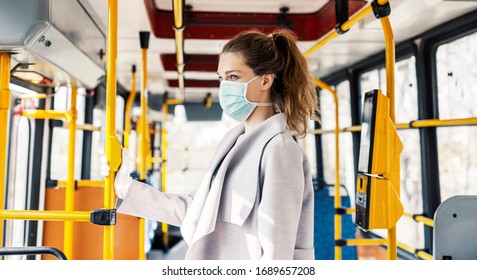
left=22, top=110, right=68, bottom=119
left=124, top=65, right=136, bottom=149
left=18, top=93, right=47, bottom=100
left=313, top=117, right=477, bottom=135
left=345, top=239, right=388, bottom=246
left=104, top=0, right=119, bottom=260
left=0, top=246, right=67, bottom=260
left=161, top=102, right=169, bottom=249
left=397, top=242, right=433, bottom=260
left=62, top=123, right=101, bottom=132
left=0, top=52, right=12, bottom=247
left=138, top=32, right=151, bottom=261
left=57, top=180, right=104, bottom=188
left=378, top=3, right=398, bottom=260
left=173, top=0, right=185, bottom=100
left=314, top=78, right=342, bottom=260
left=64, top=86, right=78, bottom=260
left=303, top=5, right=373, bottom=57
left=403, top=212, right=434, bottom=227
left=0, top=210, right=90, bottom=222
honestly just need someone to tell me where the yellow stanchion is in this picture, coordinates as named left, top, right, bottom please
left=172, top=0, right=185, bottom=101
left=161, top=102, right=170, bottom=249
left=104, top=0, right=121, bottom=260
left=0, top=52, right=12, bottom=247
left=379, top=8, right=399, bottom=260
left=64, top=86, right=78, bottom=260
left=138, top=31, right=151, bottom=261
left=124, top=65, right=136, bottom=149
left=314, top=79, right=342, bottom=260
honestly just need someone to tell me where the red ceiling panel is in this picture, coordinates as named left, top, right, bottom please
left=161, top=54, right=219, bottom=72
left=144, top=0, right=367, bottom=41
left=167, top=79, right=219, bottom=88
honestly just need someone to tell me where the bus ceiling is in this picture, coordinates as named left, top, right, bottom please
left=0, top=0, right=105, bottom=90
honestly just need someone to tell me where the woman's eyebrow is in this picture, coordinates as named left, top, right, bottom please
left=217, top=70, right=242, bottom=75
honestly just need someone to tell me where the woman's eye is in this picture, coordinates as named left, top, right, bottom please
left=230, top=75, right=239, bottom=81
left=218, top=76, right=223, bottom=82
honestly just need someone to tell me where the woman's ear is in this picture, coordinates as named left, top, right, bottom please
left=261, top=73, right=275, bottom=91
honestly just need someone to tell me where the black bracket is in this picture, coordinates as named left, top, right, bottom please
left=335, top=0, right=349, bottom=34
left=335, top=24, right=349, bottom=34
left=90, top=209, right=116, bottom=226
left=335, top=239, right=347, bottom=247
left=335, top=207, right=348, bottom=215
left=371, top=0, right=391, bottom=19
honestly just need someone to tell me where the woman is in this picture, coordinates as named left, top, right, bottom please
left=101, top=28, right=319, bottom=260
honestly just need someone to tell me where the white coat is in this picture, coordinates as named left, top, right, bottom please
left=116, top=113, right=315, bottom=260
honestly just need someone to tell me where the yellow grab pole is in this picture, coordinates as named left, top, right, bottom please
left=104, top=0, right=121, bottom=260
left=379, top=3, right=398, bottom=260
left=124, top=65, right=136, bottom=149
left=173, top=0, right=185, bottom=101
left=0, top=53, right=12, bottom=247
left=304, top=5, right=373, bottom=58
left=138, top=31, right=150, bottom=261
left=64, top=86, right=78, bottom=260
left=161, top=102, right=169, bottom=248
left=314, top=79, right=342, bottom=260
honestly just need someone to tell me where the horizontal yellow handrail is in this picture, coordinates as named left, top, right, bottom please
left=57, top=180, right=104, bottom=188
left=397, top=241, right=433, bottom=260
left=22, top=110, right=68, bottom=119
left=403, top=212, right=434, bottom=227
left=0, top=210, right=90, bottom=222
left=304, top=5, right=373, bottom=57
left=313, top=117, right=477, bottom=135
left=151, top=157, right=164, bottom=163
left=345, top=239, right=388, bottom=246
left=19, top=93, right=47, bottom=100
left=62, top=123, right=101, bottom=132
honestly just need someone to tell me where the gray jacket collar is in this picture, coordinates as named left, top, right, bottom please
left=181, top=113, right=288, bottom=246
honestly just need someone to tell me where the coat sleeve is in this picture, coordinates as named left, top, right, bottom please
left=258, top=138, right=314, bottom=260
left=115, top=180, right=195, bottom=227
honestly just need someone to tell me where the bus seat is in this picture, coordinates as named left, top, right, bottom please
left=433, top=195, right=477, bottom=260
left=314, top=184, right=357, bottom=260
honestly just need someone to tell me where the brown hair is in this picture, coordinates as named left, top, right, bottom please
left=221, top=28, right=319, bottom=137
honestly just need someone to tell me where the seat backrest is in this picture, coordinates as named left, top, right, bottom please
left=433, top=195, right=477, bottom=260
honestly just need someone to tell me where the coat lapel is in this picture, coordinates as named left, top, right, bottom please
left=180, top=113, right=287, bottom=247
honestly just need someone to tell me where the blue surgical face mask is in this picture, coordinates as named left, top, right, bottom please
left=218, top=76, right=273, bottom=122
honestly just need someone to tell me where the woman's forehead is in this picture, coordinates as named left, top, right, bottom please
left=217, top=52, right=251, bottom=74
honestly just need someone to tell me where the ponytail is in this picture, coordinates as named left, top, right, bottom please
left=222, top=28, right=320, bottom=137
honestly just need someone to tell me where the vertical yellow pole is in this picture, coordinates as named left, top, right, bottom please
left=381, top=15, right=398, bottom=260
left=314, top=79, right=341, bottom=260
left=104, top=0, right=118, bottom=260
left=161, top=102, right=169, bottom=248
left=0, top=53, right=12, bottom=247
left=138, top=31, right=150, bottom=260
left=64, top=86, right=77, bottom=260
left=124, top=65, right=136, bottom=149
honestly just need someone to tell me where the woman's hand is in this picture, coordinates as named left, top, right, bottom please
left=100, top=147, right=133, bottom=199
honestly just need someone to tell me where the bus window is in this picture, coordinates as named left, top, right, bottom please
left=359, top=57, right=424, bottom=248
left=50, top=87, right=85, bottom=180
left=320, top=80, right=355, bottom=201
left=436, top=31, right=477, bottom=201
left=297, top=118, right=317, bottom=180
left=90, top=108, right=105, bottom=180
